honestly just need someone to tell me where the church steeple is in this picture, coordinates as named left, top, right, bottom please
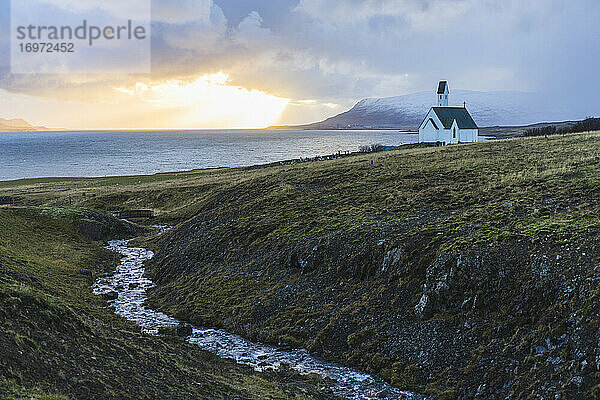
left=437, top=81, right=449, bottom=107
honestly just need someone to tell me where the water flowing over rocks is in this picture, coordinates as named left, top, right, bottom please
left=93, top=236, right=426, bottom=400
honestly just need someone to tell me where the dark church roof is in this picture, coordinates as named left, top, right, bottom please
left=432, top=107, right=478, bottom=129
left=437, top=81, right=448, bottom=94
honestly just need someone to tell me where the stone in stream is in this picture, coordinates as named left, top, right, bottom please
left=176, top=323, right=193, bottom=337
left=157, top=324, right=193, bottom=337
left=102, top=291, right=118, bottom=301
left=158, top=326, right=178, bottom=336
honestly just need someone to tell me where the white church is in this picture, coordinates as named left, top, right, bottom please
left=418, top=81, right=479, bottom=144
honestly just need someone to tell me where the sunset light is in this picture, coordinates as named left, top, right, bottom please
left=0, top=73, right=290, bottom=130
left=115, top=73, right=290, bottom=129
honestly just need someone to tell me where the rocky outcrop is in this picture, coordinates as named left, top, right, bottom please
left=414, top=252, right=457, bottom=319
left=77, top=211, right=145, bottom=241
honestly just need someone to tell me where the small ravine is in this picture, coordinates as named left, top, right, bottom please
left=93, top=232, right=426, bottom=400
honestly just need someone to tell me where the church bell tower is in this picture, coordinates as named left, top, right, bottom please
left=437, top=81, right=449, bottom=107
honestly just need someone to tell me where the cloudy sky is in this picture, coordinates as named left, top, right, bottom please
left=0, top=0, right=598, bottom=129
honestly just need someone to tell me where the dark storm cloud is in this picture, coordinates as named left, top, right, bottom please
left=1, top=0, right=599, bottom=121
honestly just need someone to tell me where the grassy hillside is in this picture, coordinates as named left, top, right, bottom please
left=2, top=132, right=600, bottom=398
left=0, top=207, right=336, bottom=399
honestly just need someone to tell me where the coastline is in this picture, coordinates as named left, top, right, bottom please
left=0, top=129, right=419, bottom=182
left=0, top=141, right=431, bottom=185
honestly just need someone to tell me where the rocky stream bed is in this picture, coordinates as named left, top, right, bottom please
left=92, top=232, right=426, bottom=400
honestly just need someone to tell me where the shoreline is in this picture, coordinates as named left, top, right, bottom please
left=0, top=140, right=426, bottom=184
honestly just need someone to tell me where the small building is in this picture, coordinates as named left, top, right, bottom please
left=418, top=81, right=479, bottom=144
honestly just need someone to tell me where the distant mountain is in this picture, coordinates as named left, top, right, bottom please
left=0, top=118, right=55, bottom=132
left=287, top=90, right=579, bottom=130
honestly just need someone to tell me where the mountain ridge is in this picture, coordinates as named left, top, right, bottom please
left=276, top=90, right=583, bottom=130
left=0, top=117, right=57, bottom=132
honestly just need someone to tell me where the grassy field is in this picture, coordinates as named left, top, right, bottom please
left=3, top=132, right=600, bottom=240
left=2, top=132, right=600, bottom=398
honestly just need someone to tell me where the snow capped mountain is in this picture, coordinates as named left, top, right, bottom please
left=303, top=90, right=578, bottom=130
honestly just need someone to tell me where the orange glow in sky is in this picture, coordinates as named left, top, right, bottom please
left=0, top=73, right=290, bottom=130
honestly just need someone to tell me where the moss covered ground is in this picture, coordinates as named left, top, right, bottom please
left=3, top=132, right=600, bottom=398
left=0, top=207, right=337, bottom=399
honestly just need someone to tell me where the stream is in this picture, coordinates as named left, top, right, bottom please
left=92, top=233, right=426, bottom=400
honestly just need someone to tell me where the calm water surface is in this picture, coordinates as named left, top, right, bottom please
left=0, top=129, right=417, bottom=181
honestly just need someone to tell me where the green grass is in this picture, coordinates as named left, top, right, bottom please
left=0, top=379, right=68, bottom=400
left=4, top=132, right=600, bottom=243
left=3, top=131, right=600, bottom=398
left=0, top=207, right=337, bottom=400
